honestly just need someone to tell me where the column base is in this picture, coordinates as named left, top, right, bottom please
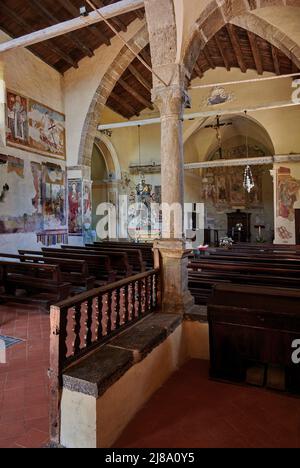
left=154, top=239, right=195, bottom=315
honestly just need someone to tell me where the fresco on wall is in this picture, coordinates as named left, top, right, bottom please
left=276, top=166, right=300, bottom=243
left=42, top=163, right=66, bottom=230
left=83, top=180, right=92, bottom=225
left=6, top=90, right=66, bottom=160
left=28, top=100, right=65, bottom=159
left=0, top=155, right=44, bottom=234
left=6, top=92, right=29, bottom=146
left=204, top=87, right=234, bottom=106
left=68, top=179, right=82, bottom=235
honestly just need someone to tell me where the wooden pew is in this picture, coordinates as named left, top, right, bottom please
left=188, top=270, right=300, bottom=304
left=65, top=244, right=146, bottom=273
left=41, top=249, right=116, bottom=284
left=51, top=247, right=132, bottom=278
left=0, top=260, right=71, bottom=308
left=208, top=284, right=300, bottom=393
left=189, top=259, right=300, bottom=277
left=95, top=241, right=154, bottom=268
left=17, top=252, right=95, bottom=293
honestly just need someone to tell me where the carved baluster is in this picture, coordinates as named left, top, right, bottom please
left=96, top=294, right=103, bottom=340
left=85, top=297, right=93, bottom=348
left=73, top=304, right=82, bottom=356
left=138, top=280, right=143, bottom=318
left=147, top=275, right=152, bottom=312
left=59, top=307, right=68, bottom=364
left=106, top=291, right=112, bottom=335
left=124, top=285, right=129, bottom=324
left=115, top=288, right=121, bottom=329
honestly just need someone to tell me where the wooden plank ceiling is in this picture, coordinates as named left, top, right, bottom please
left=0, top=0, right=144, bottom=73
left=108, top=25, right=299, bottom=119
left=0, top=3, right=298, bottom=121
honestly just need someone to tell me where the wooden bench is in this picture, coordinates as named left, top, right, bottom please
left=54, top=247, right=132, bottom=278
left=95, top=241, right=154, bottom=268
left=17, top=252, right=95, bottom=293
left=34, top=249, right=116, bottom=285
left=0, top=259, right=71, bottom=308
left=67, top=245, right=146, bottom=273
left=208, top=284, right=300, bottom=393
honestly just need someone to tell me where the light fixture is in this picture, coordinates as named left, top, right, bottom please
left=243, top=111, right=255, bottom=193
left=135, top=125, right=152, bottom=198
left=79, top=6, right=88, bottom=16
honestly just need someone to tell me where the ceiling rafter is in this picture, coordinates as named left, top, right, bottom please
left=56, top=0, right=111, bottom=46
left=30, top=0, right=94, bottom=58
left=247, top=31, right=263, bottom=75
left=226, top=24, right=247, bottom=73
left=92, top=0, right=128, bottom=32
left=214, top=34, right=230, bottom=71
left=117, top=77, right=154, bottom=109
left=0, top=1, right=78, bottom=68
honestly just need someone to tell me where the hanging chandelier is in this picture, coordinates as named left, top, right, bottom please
left=243, top=165, right=255, bottom=193
left=135, top=125, right=152, bottom=197
left=243, top=111, right=255, bottom=193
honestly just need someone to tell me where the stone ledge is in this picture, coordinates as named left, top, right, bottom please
left=62, top=313, right=182, bottom=398
left=184, top=305, right=208, bottom=323
left=108, top=313, right=182, bottom=361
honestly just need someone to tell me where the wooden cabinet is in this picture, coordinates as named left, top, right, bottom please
left=227, top=210, right=251, bottom=242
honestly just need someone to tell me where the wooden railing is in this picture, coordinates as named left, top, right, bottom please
left=49, top=268, right=160, bottom=444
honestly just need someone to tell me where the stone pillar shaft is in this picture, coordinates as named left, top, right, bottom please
left=153, top=83, right=194, bottom=314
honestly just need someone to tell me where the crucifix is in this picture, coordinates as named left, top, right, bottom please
left=204, top=115, right=232, bottom=159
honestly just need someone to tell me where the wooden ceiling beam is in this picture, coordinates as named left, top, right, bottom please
left=30, top=0, right=94, bottom=58
left=110, top=91, right=139, bottom=116
left=203, top=47, right=215, bottom=69
left=92, top=0, right=128, bottom=32
left=272, top=45, right=281, bottom=75
left=0, top=0, right=144, bottom=53
left=56, top=0, right=111, bottom=46
left=127, top=64, right=152, bottom=91
left=194, top=62, right=204, bottom=79
left=226, top=24, right=247, bottom=73
left=247, top=31, right=263, bottom=75
left=118, top=77, right=154, bottom=109
left=0, top=2, right=78, bottom=68
left=214, top=34, right=230, bottom=71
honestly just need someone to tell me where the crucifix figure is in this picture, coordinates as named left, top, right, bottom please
left=205, top=115, right=232, bottom=159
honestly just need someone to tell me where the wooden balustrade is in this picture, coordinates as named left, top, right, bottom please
left=49, top=268, right=160, bottom=445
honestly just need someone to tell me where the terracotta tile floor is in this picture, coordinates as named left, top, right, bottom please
left=115, top=360, right=300, bottom=448
left=1, top=304, right=300, bottom=448
left=0, top=303, right=50, bottom=448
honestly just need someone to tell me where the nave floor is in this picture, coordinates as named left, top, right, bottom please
left=115, top=360, right=300, bottom=448
left=0, top=305, right=300, bottom=448
left=0, top=304, right=49, bottom=448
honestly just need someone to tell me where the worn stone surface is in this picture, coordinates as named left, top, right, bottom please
left=154, top=240, right=194, bottom=315
left=108, top=313, right=182, bottom=361
left=62, top=314, right=182, bottom=398
left=63, top=346, right=133, bottom=398
left=185, top=305, right=208, bottom=323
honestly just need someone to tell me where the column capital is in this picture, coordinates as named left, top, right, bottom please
left=152, top=85, right=191, bottom=118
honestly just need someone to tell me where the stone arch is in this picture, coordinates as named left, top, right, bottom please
left=182, top=1, right=300, bottom=78
left=94, top=134, right=121, bottom=181
left=78, top=23, right=149, bottom=168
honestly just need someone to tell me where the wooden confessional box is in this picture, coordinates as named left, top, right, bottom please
left=227, top=210, right=251, bottom=243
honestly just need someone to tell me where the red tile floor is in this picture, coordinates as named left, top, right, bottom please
left=1, top=304, right=300, bottom=448
left=0, top=304, right=50, bottom=448
left=115, top=360, right=300, bottom=448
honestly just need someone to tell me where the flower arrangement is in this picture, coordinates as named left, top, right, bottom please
left=219, top=236, right=234, bottom=248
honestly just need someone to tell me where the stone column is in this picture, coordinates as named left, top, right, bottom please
left=153, top=83, right=194, bottom=314
left=0, top=57, right=5, bottom=147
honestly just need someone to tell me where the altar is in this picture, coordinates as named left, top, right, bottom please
left=227, top=210, right=251, bottom=243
